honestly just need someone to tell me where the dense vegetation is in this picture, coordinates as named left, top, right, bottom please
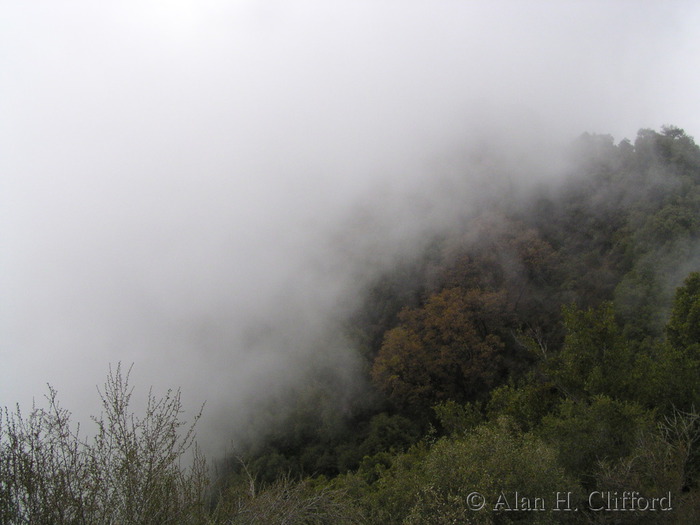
left=3, top=126, right=700, bottom=523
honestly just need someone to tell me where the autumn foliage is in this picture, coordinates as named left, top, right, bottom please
left=371, top=287, right=509, bottom=412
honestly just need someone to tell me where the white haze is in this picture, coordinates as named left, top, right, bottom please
left=2, top=1, right=700, bottom=453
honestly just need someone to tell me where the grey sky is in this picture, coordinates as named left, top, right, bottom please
left=2, top=1, right=700, bottom=451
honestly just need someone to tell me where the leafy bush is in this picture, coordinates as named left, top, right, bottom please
left=0, top=364, right=208, bottom=525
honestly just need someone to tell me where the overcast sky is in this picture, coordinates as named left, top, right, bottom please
left=2, top=1, right=700, bottom=452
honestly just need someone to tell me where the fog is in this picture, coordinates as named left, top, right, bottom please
left=2, top=1, right=700, bottom=453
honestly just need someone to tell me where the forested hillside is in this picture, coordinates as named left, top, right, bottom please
left=219, top=126, right=700, bottom=523
left=4, top=126, right=700, bottom=523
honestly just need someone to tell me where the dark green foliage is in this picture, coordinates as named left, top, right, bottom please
left=539, top=396, right=653, bottom=485
left=486, top=380, right=560, bottom=432
left=334, top=419, right=581, bottom=524
left=433, top=400, right=484, bottom=436
left=667, top=272, right=700, bottom=350
left=545, top=303, right=638, bottom=402
left=404, top=419, right=582, bottom=525
left=357, top=413, right=421, bottom=458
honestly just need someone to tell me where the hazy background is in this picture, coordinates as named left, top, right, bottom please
left=2, top=1, right=700, bottom=453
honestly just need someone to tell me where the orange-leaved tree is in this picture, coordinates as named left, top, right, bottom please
left=371, top=287, right=509, bottom=414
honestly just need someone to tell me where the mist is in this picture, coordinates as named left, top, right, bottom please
left=2, top=1, right=700, bottom=454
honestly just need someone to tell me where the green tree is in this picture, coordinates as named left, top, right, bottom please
left=639, top=272, right=700, bottom=412
left=539, top=395, right=653, bottom=485
left=404, top=418, right=581, bottom=524
left=667, top=272, right=700, bottom=350
left=486, top=380, right=560, bottom=432
left=545, top=303, right=636, bottom=403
